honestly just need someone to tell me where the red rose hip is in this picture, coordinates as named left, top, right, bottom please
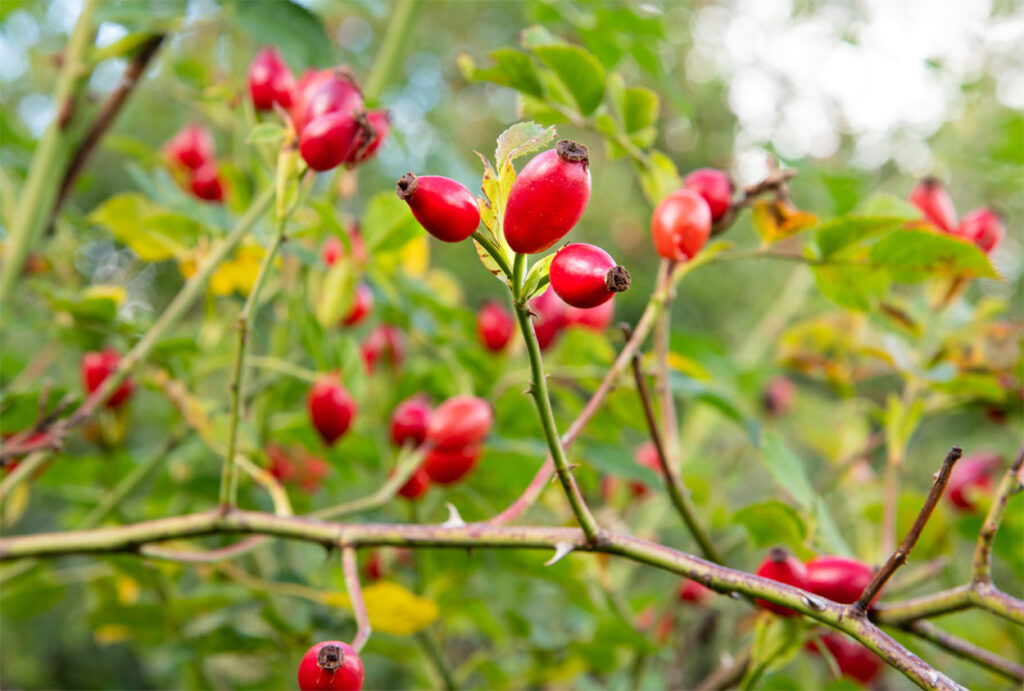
left=549, top=243, right=630, bottom=309
left=946, top=451, right=1002, bottom=512
left=248, top=47, right=295, bottom=110
left=300, top=112, right=361, bottom=172
left=360, top=325, right=405, bottom=372
left=345, top=109, right=389, bottom=165
left=397, top=466, right=431, bottom=499
left=396, top=174, right=480, bottom=243
left=958, top=207, right=1005, bottom=254
left=390, top=396, right=432, bottom=447
left=423, top=445, right=481, bottom=484
left=810, top=634, right=883, bottom=685
left=294, top=69, right=363, bottom=131
left=806, top=556, right=874, bottom=605
left=755, top=547, right=808, bottom=616
left=684, top=168, right=733, bottom=222
left=908, top=177, right=957, bottom=233
left=342, top=284, right=373, bottom=327
left=528, top=288, right=567, bottom=351
left=81, top=349, right=133, bottom=409
left=563, top=299, right=614, bottom=331
left=307, top=376, right=357, bottom=447
left=678, top=579, right=713, bottom=604
left=503, top=140, right=592, bottom=254
left=477, top=301, right=515, bottom=352
left=189, top=163, right=225, bottom=202
left=651, top=189, right=712, bottom=261
left=164, top=124, right=214, bottom=170
left=427, top=395, right=492, bottom=449
left=297, top=640, right=364, bottom=691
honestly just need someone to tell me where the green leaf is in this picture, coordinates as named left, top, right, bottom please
left=519, top=25, right=565, bottom=49
left=814, top=216, right=906, bottom=257
left=869, top=228, right=998, bottom=282
left=812, top=262, right=890, bottom=312
left=234, top=0, right=334, bottom=69
left=522, top=253, right=555, bottom=300
left=459, top=48, right=544, bottom=98
left=637, top=150, right=682, bottom=207
left=532, top=44, right=606, bottom=115
left=314, top=258, right=356, bottom=328
left=733, top=501, right=811, bottom=558
left=759, top=432, right=815, bottom=509
left=88, top=193, right=188, bottom=261
left=857, top=193, right=922, bottom=219
left=619, top=87, right=659, bottom=136
left=743, top=616, right=807, bottom=687
left=494, top=121, right=557, bottom=171
left=246, top=123, right=286, bottom=145
left=361, top=192, right=422, bottom=252
left=812, top=497, right=853, bottom=556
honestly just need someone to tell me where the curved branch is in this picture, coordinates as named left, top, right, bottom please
left=973, top=443, right=1024, bottom=583
left=873, top=583, right=1024, bottom=627
left=342, top=546, right=371, bottom=652
left=902, top=620, right=1023, bottom=683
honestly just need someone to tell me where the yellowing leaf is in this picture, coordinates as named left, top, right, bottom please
left=116, top=576, right=140, bottom=605
left=425, top=269, right=463, bottom=305
left=82, top=285, right=126, bottom=306
left=665, top=352, right=712, bottom=380
left=2, top=483, right=30, bottom=526
left=398, top=235, right=430, bottom=278
left=326, top=581, right=439, bottom=636
left=752, top=198, right=818, bottom=244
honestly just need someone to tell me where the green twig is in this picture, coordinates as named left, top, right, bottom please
left=363, top=0, right=420, bottom=102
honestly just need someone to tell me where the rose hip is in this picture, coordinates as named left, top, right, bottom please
left=958, top=207, right=1005, bottom=254
left=397, top=466, right=431, bottom=499
left=426, top=396, right=492, bottom=450
left=189, top=163, right=225, bottom=202
left=248, top=47, right=295, bottom=111
left=293, top=69, right=363, bottom=132
left=81, top=349, right=133, bottom=409
left=423, top=445, right=481, bottom=485
left=307, top=376, right=357, bottom=447
left=528, top=288, right=567, bottom=351
left=809, top=634, right=883, bottom=685
left=563, top=299, right=614, bottom=331
left=754, top=547, right=808, bottom=616
left=345, top=109, right=389, bottom=165
left=360, top=325, right=406, bottom=372
left=908, top=177, right=957, bottom=233
left=390, top=396, right=432, bottom=447
left=651, top=189, right=712, bottom=261
left=297, top=640, right=364, bottom=691
left=946, top=451, right=1002, bottom=512
left=396, top=174, right=480, bottom=243
left=549, top=243, right=630, bottom=309
left=164, top=124, right=214, bottom=170
left=684, top=168, right=733, bottom=222
left=342, top=284, right=373, bottom=327
left=477, top=301, right=515, bottom=352
left=806, top=556, right=874, bottom=605
left=503, top=140, right=592, bottom=254
left=300, top=112, right=361, bottom=172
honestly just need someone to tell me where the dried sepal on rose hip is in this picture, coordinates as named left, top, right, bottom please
left=549, top=243, right=630, bottom=309
left=503, top=139, right=592, bottom=254
left=307, top=375, right=357, bottom=447
left=651, top=188, right=712, bottom=261
left=345, top=109, right=389, bottom=165
left=754, top=547, right=808, bottom=616
left=248, top=46, right=296, bottom=111
left=297, top=640, right=364, bottom=691
left=396, top=173, right=481, bottom=243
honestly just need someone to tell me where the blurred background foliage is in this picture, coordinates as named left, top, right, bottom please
left=0, top=1, right=1021, bottom=689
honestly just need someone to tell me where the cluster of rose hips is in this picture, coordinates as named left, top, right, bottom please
left=265, top=443, right=330, bottom=494
left=650, top=167, right=733, bottom=262
left=390, top=394, right=493, bottom=497
left=164, top=124, right=226, bottom=202
left=908, top=178, right=1005, bottom=254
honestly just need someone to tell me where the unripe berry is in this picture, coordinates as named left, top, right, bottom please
left=806, top=556, right=874, bottom=605
left=423, top=445, right=481, bottom=485
left=651, top=189, right=712, bottom=261
left=397, top=466, right=431, bottom=500
left=300, top=112, right=361, bottom=172
left=307, top=376, right=357, bottom=447
left=345, top=109, right=389, bottom=165
left=164, top=124, right=214, bottom=170
left=549, top=243, right=630, bottom=309
left=477, top=301, right=515, bottom=352
left=342, top=284, right=373, bottom=327
left=946, top=451, right=1002, bottom=512
left=503, top=140, right=592, bottom=254
left=81, top=349, right=133, bottom=409
left=360, top=325, right=406, bottom=372
left=247, top=47, right=295, bottom=111
left=563, top=299, right=614, bottom=332
left=396, top=174, right=480, bottom=243
left=678, top=579, right=713, bottom=604
left=294, top=69, right=363, bottom=132
left=189, top=163, right=225, bottom=202
left=958, top=207, right=1005, bottom=254
left=684, top=168, right=733, bottom=222
left=809, top=634, right=883, bottom=685
left=297, top=641, right=364, bottom=691
left=390, top=396, right=432, bottom=447
left=754, top=548, right=808, bottom=616
left=908, top=178, right=957, bottom=233
left=528, top=288, right=567, bottom=351
left=426, top=396, right=492, bottom=450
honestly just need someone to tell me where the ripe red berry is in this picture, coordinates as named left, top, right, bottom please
left=307, top=376, right=357, bottom=447
left=390, top=396, right=432, bottom=447
left=360, top=325, right=405, bottom=372
left=947, top=451, right=1002, bottom=512
left=529, top=288, right=567, bottom=351
left=684, top=168, right=733, bottom=222
left=164, top=124, right=214, bottom=170
left=363, top=551, right=383, bottom=581
left=806, top=556, right=874, bottom=605
left=345, top=109, right=389, bottom=165
left=503, top=140, right=592, bottom=254
left=266, top=444, right=296, bottom=483
left=427, top=396, right=492, bottom=450
left=678, top=579, right=713, bottom=604
left=762, top=376, right=796, bottom=417
left=299, top=456, right=330, bottom=494
left=651, top=189, right=712, bottom=261
left=396, top=174, right=480, bottom=243
left=322, top=236, right=343, bottom=267
left=294, top=70, right=363, bottom=132
left=908, top=178, right=957, bottom=233
left=81, top=349, right=133, bottom=409
left=755, top=548, right=808, bottom=616
left=397, top=466, right=431, bottom=499
left=300, top=112, right=362, bottom=172
left=549, top=243, right=630, bottom=309
left=423, top=445, right=481, bottom=485
left=958, top=207, right=1005, bottom=254
left=477, top=301, right=515, bottom=352
left=629, top=441, right=662, bottom=497
left=342, top=284, right=373, bottom=327
left=809, top=634, right=883, bottom=685
left=297, top=640, right=364, bottom=691
left=248, top=47, right=295, bottom=111
left=563, top=299, right=614, bottom=332
left=189, top=163, right=225, bottom=202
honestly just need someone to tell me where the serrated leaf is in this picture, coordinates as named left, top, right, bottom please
left=814, top=216, right=907, bottom=257
left=857, top=193, right=923, bottom=219
left=869, top=228, right=998, bottom=281
left=495, top=121, right=557, bottom=170
left=620, top=87, right=659, bottom=135
left=532, top=44, right=606, bottom=115
left=637, top=150, right=682, bottom=206
left=246, top=123, right=286, bottom=145
left=459, top=48, right=544, bottom=98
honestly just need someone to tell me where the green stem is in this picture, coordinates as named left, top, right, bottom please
left=363, top=0, right=420, bottom=102
left=417, top=632, right=456, bottom=691
left=82, top=436, right=182, bottom=528
left=0, top=0, right=98, bottom=302
left=512, top=302, right=600, bottom=543
left=972, top=443, right=1024, bottom=583
left=471, top=230, right=513, bottom=279
left=512, top=252, right=526, bottom=297
left=219, top=214, right=290, bottom=510
left=0, top=451, right=49, bottom=505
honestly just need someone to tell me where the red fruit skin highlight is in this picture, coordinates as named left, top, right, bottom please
left=755, top=548, right=809, bottom=616
left=806, top=556, right=874, bottom=605
left=477, top=301, right=515, bottom=351
left=342, top=284, right=373, bottom=327
left=307, top=377, right=357, bottom=447
left=396, top=174, right=480, bottom=243
left=81, top=349, right=133, bottom=409
left=959, top=207, right=1005, bottom=254
left=684, top=168, right=733, bottom=222
left=651, top=189, right=712, bottom=261
left=297, top=641, right=364, bottom=691
left=503, top=140, right=592, bottom=254
left=247, top=47, right=295, bottom=110
left=423, top=445, right=481, bottom=484
left=908, top=178, right=958, bottom=233
left=426, top=396, right=492, bottom=450
left=390, top=397, right=432, bottom=447
left=165, top=124, right=214, bottom=170
left=302, top=76, right=364, bottom=130
left=549, top=243, right=630, bottom=309
left=300, top=112, right=361, bottom=172
left=189, top=163, right=225, bottom=202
